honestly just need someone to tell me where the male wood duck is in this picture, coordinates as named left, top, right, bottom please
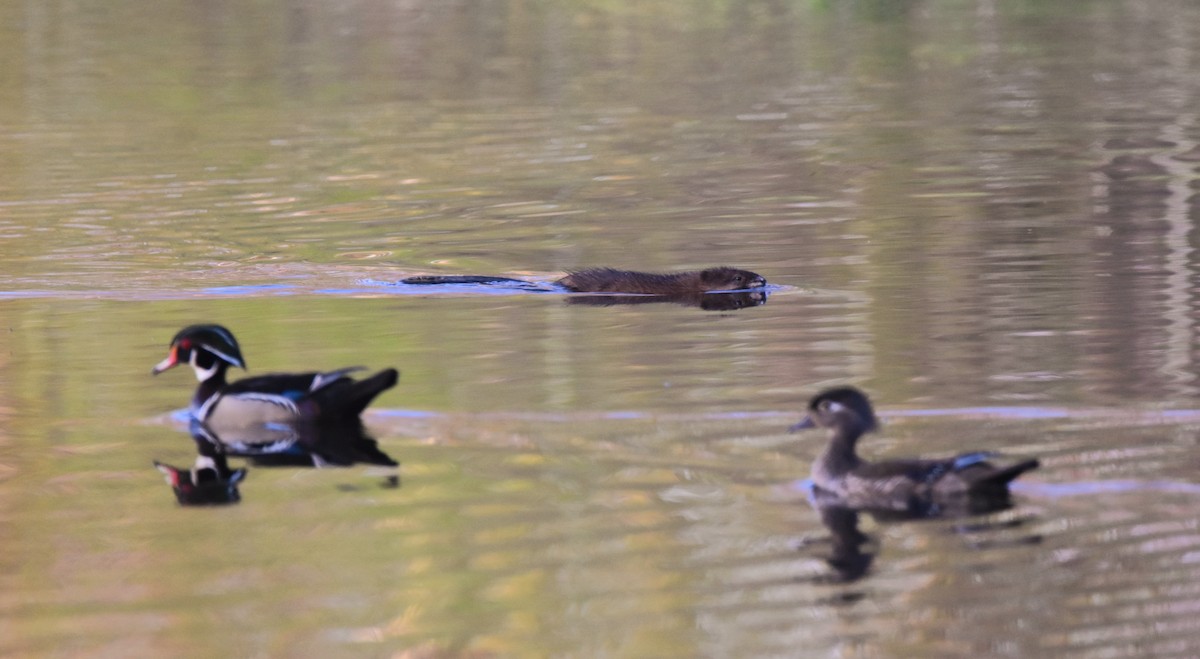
left=790, top=387, right=1039, bottom=515
left=152, top=324, right=399, bottom=429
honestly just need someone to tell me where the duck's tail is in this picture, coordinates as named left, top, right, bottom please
left=310, top=368, right=399, bottom=420
left=345, top=368, right=399, bottom=417
left=968, top=459, right=1040, bottom=496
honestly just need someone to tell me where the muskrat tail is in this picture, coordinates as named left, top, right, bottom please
left=402, top=275, right=528, bottom=285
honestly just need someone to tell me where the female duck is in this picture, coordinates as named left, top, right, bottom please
left=791, top=387, right=1039, bottom=514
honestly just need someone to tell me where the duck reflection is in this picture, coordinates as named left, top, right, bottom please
left=153, top=419, right=399, bottom=506
left=566, top=289, right=768, bottom=311
left=806, top=487, right=1028, bottom=583
left=189, top=419, right=397, bottom=468
left=154, top=453, right=246, bottom=506
left=812, top=502, right=874, bottom=582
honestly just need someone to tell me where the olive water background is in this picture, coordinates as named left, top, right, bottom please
left=4, top=1, right=1200, bottom=657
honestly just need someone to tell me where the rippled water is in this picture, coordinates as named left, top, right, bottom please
left=5, top=1, right=1200, bottom=657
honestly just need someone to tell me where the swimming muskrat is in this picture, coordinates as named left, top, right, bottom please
left=402, top=266, right=767, bottom=294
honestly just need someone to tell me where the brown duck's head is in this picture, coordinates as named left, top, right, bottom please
left=698, top=267, right=767, bottom=291
left=789, top=386, right=879, bottom=434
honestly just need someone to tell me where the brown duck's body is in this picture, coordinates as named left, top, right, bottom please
left=402, top=267, right=767, bottom=294
left=794, top=387, right=1039, bottom=515
left=812, top=448, right=1040, bottom=514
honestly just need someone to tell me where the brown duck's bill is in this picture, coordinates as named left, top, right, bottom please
left=788, top=416, right=816, bottom=433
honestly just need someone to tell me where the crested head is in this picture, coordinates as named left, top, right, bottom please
left=698, top=267, right=767, bottom=291
left=153, top=324, right=246, bottom=381
left=804, top=386, right=879, bottom=434
left=167, top=324, right=245, bottom=368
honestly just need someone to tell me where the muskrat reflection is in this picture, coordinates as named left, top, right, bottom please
left=566, top=289, right=767, bottom=311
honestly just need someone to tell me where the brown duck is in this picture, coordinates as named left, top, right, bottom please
left=790, top=387, right=1039, bottom=515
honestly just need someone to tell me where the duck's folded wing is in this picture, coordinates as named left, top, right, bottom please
left=854, top=458, right=956, bottom=484
left=225, top=372, right=324, bottom=397
left=224, top=368, right=365, bottom=399
left=835, top=459, right=952, bottom=502
left=869, top=453, right=1007, bottom=487
left=308, top=367, right=367, bottom=392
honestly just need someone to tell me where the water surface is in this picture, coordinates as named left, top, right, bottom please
left=4, top=1, right=1200, bottom=657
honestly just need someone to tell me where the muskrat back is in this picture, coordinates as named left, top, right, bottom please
left=557, top=267, right=766, bottom=294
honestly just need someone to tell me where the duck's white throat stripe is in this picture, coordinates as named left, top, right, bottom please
left=190, top=351, right=220, bottom=383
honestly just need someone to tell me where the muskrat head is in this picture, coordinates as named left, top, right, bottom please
left=699, top=267, right=767, bottom=291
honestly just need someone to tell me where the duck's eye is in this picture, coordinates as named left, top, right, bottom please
left=818, top=400, right=833, bottom=412
left=194, top=350, right=217, bottom=369
left=732, top=275, right=743, bottom=283
left=179, top=339, right=192, bottom=350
